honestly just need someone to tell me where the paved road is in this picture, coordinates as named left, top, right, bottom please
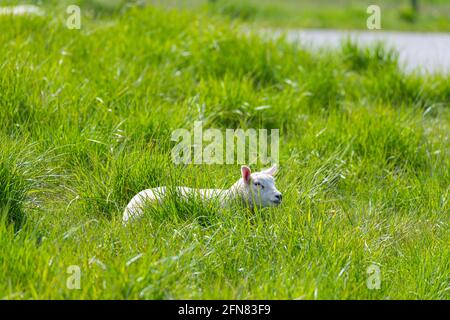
left=271, top=29, right=450, bottom=74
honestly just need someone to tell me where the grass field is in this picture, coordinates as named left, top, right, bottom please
left=0, top=1, right=449, bottom=299
left=159, top=0, right=450, bottom=32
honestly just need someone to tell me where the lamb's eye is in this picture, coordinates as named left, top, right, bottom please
left=254, top=182, right=264, bottom=189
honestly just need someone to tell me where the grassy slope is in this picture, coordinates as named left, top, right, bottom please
left=0, top=3, right=449, bottom=299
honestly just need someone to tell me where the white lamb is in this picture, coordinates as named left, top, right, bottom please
left=123, top=165, right=282, bottom=225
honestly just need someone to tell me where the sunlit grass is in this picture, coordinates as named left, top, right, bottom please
left=0, top=2, right=448, bottom=299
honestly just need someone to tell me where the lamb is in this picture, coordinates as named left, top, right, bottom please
left=122, top=165, right=282, bottom=225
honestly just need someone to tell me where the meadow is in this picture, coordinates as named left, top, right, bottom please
left=0, top=1, right=449, bottom=299
left=162, top=0, right=450, bottom=32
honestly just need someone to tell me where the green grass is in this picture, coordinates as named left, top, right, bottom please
left=183, top=0, right=450, bottom=32
left=0, top=2, right=449, bottom=299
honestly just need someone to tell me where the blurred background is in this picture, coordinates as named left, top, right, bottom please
left=2, top=0, right=450, bottom=31
left=167, top=0, right=450, bottom=32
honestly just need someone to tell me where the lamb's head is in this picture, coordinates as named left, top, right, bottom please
left=231, top=165, right=282, bottom=209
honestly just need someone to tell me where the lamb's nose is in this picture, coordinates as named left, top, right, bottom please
left=275, top=194, right=282, bottom=202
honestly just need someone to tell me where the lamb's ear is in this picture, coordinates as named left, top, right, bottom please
left=263, top=164, right=278, bottom=176
left=241, top=166, right=251, bottom=184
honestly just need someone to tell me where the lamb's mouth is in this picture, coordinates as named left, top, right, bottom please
left=271, top=199, right=282, bottom=205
